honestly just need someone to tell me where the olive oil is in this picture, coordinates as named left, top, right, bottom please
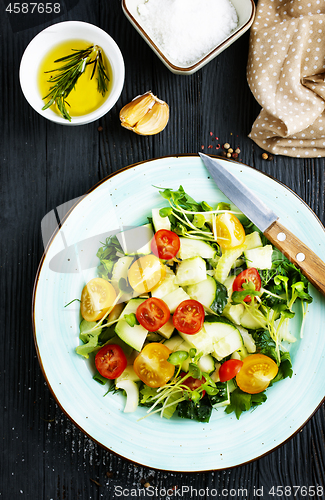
left=38, top=39, right=112, bottom=117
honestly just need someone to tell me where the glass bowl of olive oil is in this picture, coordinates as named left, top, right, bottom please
left=19, top=21, right=125, bottom=125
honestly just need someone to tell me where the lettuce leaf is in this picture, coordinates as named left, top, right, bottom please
left=225, top=389, right=267, bottom=420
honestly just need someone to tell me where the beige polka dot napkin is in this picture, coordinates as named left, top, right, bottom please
left=247, top=0, right=325, bottom=158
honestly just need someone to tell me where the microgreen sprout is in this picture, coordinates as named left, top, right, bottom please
left=124, top=313, right=139, bottom=327
left=157, top=186, right=243, bottom=242
left=79, top=318, right=119, bottom=336
left=64, top=298, right=81, bottom=307
left=80, top=290, right=123, bottom=335
left=233, top=270, right=312, bottom=362
left=274, top=275, right=289, bottom=303
left=138, top=348, right=218, bottom=420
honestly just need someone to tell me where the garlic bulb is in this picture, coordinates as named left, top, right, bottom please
left=119, top=91, right=169, bottom=135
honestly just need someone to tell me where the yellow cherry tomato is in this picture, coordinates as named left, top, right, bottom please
left=236, top=353, right=279, bottom=394
left=80, top=278, right=116, bottom=322
left=128, top=254, right=166, bottom=294
left=215, top=212, right=245, bottom=249
left=133, top=343, right=175, bottom=388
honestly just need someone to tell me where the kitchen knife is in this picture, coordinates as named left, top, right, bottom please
left=199, top=152, right=325, bottom=296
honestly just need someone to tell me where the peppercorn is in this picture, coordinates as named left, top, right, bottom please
left=235, top=147, right=241, bottom=154
left=232, top=152, right=239, bottom=159
left=228, top=148, right=234, bottom=154
left=268, top=154, right=274, bottom=161
left=220, top=150, right=227, bottom=157
left=223, top=142, right=230, bottom=150
left=226, top=152, right=232, bottom=158
left=262, top=152, right=269, bottom=160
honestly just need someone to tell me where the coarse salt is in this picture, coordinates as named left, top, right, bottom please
left=137, top=0, right=238, bottom=66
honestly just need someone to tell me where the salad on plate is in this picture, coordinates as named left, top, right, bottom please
left=71, top=186, right=312, bottom=422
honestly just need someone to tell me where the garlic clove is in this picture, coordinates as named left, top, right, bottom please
left=119, top=91, right=169, bottom=135
left=133, top=100, right=169, bottom=136
left=119, top=92, right=154, bottom=129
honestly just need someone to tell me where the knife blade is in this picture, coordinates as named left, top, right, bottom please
left=199, top=152, right=325, bottom=296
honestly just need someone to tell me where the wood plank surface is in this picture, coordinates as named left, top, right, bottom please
left=1, top=0, right=324, bottom=498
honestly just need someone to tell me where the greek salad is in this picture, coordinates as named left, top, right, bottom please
left=73, top=186, right=312, bottom=422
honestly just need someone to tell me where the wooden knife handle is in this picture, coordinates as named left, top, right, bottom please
left=264, top=220, right=325, bottom=296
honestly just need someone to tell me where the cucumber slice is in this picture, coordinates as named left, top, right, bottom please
left=212, top=328, right=243, bottom=360
left=204, top=316, right=239, bottom=342
left=231, top=351, right=242, bottom=360
left=158, top=317, right=175, bottom=339
left=115, top=380, right=139, bottom=413
left=111, top=256, right=134, bottom=284
left=240, top=307, right=267, bottom=330
left=245, top=231, right=263, bottom=250
left=107, top=302, right=125, bottom=322
left=215, top=244, right=246, bottom=283
left=178, top=237, right=217, bottom=260
left=162, top=287, right=191, bottom=313
left=115, top=298, right=148, bottom=351
left=211, top=381, right=230, bottom=408
left=163, top=334, right=184, bottom=351
left=274, top=318, right=297, bottom=343
left=115, top=365, right=140, bottom=383
left=237, top=325, right=256, bottom=352
left=152, top=208, right=171, bottom=231
left=244, top=245, right=273, bottom=269
left=223, top=275, right=236, bottom=301
left=186, top=275, right=217, bottom=308
left=116, top=224, right=154, bottom=256
left=178, top=326, right=214, bottom=356
left=211, top=363, right=221, bottom=382
left=175, top=256, right=206, bottom=286
left=111, top=257, right=137, bottom=301
left=187, top=276, right=228, bottom=315
left=231, top=343, right=250, bottom=359
left=151, top=273, right=179, bottom=299
left=198, top=353, right=215, bottom=374
left=222, top=303, right=245, bottom=325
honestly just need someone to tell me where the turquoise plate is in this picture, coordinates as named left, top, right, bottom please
left=32, top=156, right=325, bottom=471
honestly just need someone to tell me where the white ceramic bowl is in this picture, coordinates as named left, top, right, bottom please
left=122, top=0, right=255, bottom=75
left=19, top=21, right=125, bottom=125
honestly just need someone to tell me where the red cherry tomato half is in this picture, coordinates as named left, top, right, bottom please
left=151, top=229, right=180, bottom=260
left=232, top=267, right=261, bottom=302
left=136, top=297, right=170, bottom=332
left=181, top=373, right=206, bottom=399
left=173, top=299, right=205, bottom=335
left=218, top=359, right=243, bottom=382
left=95, top=344, right=127, bottom=380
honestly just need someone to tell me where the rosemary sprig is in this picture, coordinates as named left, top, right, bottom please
left=42, top=45, right=110, bottom=121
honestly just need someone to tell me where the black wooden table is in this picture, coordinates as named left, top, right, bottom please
left=1, top=0, right=325, bottom=498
